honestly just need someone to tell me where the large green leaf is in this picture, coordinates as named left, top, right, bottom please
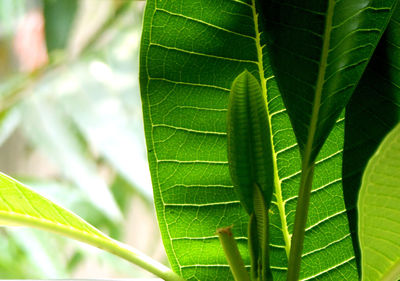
left=140, top=0, right=357, bottom=280
left=261, top=2, right=396, bottom=279
left=358, top=123, right=400, bottom=281
left=0, top=172, right=180, bottom=281
left=343, top=5, right=400, bottom=267
left=263, top=0, right=397, bottom=161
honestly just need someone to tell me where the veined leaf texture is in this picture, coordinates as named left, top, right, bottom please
left=344, top=3, right=400, bottom=266
left=264, top=0, right=397, bottom=162
left=140, top=0, right=397, bottom=280
left=227, top=71, right=274, bottom=214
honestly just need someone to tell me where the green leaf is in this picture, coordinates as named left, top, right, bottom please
left=140, top=0, right=358, bottom=280
left=228, top=70, right=274, bottom=214
left=20, top=178, right=120, bottom=235
left=262, top=2, right=397, bottom=279
left=263, top=0, right=397, bottom=161
left=252, top=184, right=272, bottom=281
left=0, top=172, right=182, bottom=281
left=343, top=5, right=400, bottom=268
left=358, top=123, right=400, bottom=281
left=43, top=0, right=78, bottom=52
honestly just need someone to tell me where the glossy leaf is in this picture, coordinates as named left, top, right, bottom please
left=343, top=5, right=400, bottom=267
left=263, top=0, right=397, bottom=161
left=140, top=0, right=357, bottom=280
left=358, top=123, right=400, bottom=281
left=0, top=172, right=180, bottom=281
left=227, top=70, right=274, bottom=214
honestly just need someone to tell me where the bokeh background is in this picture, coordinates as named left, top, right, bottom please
left=0, top=0, right=166, bottom=278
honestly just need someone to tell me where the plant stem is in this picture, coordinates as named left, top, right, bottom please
left=217, top=226, right=251, bottom=281
left=0, top=208, right=185, bottom=281
left=286, top=161, right=315, bottom=281
left=106, top=240, right=186, bottom=281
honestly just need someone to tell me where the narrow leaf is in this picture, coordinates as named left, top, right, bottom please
left=228, top=70, right=274, bottom=214
left=358, top=123, right=400, bottom=281
left=0, top=172, right=183, bottom=281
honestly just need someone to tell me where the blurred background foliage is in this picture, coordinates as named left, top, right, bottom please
left=0, top=0, right=165, bottom=278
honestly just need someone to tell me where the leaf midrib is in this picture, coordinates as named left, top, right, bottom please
left=302, top=0, right=335, bottom=165
left=380, top=260, right=400, bottom=281
left=250, top=0, right=291, bottom=258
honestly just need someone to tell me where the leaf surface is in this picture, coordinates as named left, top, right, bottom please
left=0, top=171, right=114, bottom=244
left=0, top=172, right=173, bottom=279
left=263, top=0, right=397, bottom=161
left=227, top=71, right=274, bottom=214
left=140, top=0, right=358, bottom=280
left=343, top=5, right=400, bottom=267
left=358, top=123, right=400, bottom=281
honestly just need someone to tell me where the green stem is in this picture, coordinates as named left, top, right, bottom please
left=102, top=240, right=186, bottom=281
left=0, top=210, right=185, bottom=281
left=286, top=161, right=315, bottom=281
left=217, top=226, right=251, bottom=281
left=286, top=2, right=335, bottom=278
